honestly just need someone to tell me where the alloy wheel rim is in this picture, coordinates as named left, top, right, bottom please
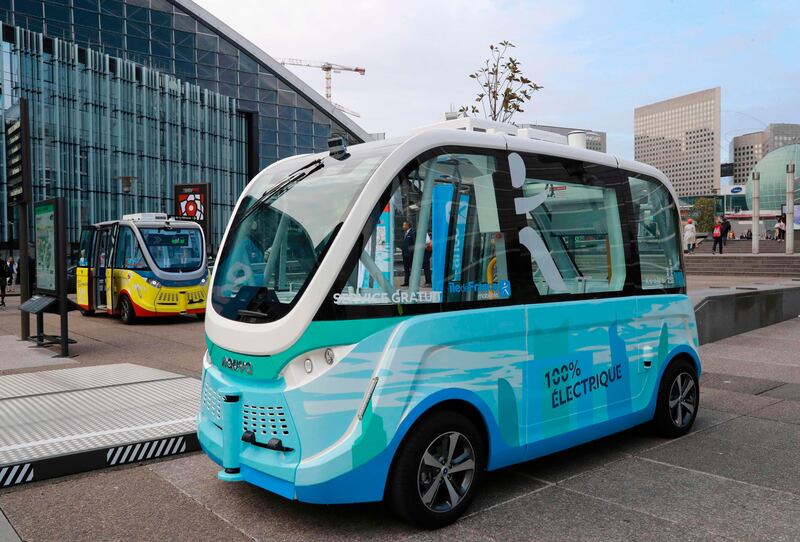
left=668, top=372, right=696, bottom=428
left=417, top=431, right=476, bottom=513
left=121, top=300, right=130, bottom=320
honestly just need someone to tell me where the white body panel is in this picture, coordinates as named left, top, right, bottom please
left=205, top=124, right=678, bottom=356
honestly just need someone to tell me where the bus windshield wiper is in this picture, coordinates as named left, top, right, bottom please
left=230, top=158, right=325, bottom=233
left=237, top=309, right=271, bottom=320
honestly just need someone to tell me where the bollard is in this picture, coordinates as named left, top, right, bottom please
left=752, top=172, right=760, bottom=254
left=217, top=388, right=244, bottom=481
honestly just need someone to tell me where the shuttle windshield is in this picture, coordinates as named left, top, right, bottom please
left=211, top=144, right=396, bottom=323
left=140, top=227, right=205, bottom=273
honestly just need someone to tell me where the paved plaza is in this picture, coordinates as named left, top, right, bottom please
left=0, top=282, right=798, bottom=541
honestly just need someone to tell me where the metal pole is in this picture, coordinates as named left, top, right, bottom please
left=57, top=198, right=68, bottom=357
left=787, top=164, right=796, bottom=255
left=19, top=202, right=29, bottom=339
left=751, top=172, right=760, bottom=254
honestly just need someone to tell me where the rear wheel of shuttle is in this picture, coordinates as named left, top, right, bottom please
left=387, top=410, right=484, bottom=529
left=653, top=358, right=699, bottom=438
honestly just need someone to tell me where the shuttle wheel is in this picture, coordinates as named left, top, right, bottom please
left=653, top=358, right=699, bottom=438
left=119, top=296, right=136, bottom=325
left=387, top=410, right=484, bottom=529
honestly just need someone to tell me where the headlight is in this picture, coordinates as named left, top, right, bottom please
left=200, top=276, right=207, bottom=284
left=281, top=344, right=356, bottom=390
left=147, top=278, right=161, bottom=288
left=202, top=350, right=212, bottom=370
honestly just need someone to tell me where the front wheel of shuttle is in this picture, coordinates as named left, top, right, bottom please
left=387, top=410, right=484, bottom=529
left=119, top=296, right=136, bottom=325
left=653, top=358, right=699, bottom=438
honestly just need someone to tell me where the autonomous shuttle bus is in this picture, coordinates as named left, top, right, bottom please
left=199, top=119, right=700, bottom=528
left=76, top=213, right=208, bottom=324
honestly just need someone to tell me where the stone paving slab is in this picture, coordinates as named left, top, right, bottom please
left=700, top=371, right=785, bottom=395
left=642, top=417, right=800, bottom=495
left=761, top=383, right=800, bottom=400
left=0, top=467, right=250, bottom=542
left=750, top=399, right=800, bottom=425
left=0, top=335, right=76, bottom=372
left=561, top=457, right=800, bottom=542
left=699, top=386, right=783, bottom=415
left=412, top=484, right=717, bottom=542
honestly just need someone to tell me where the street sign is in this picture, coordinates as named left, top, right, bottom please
left=5, top=98, right=32, bottom=207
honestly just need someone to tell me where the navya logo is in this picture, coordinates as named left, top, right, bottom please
left=220, top=356, right=253, bottom=375
left=731, top=186, right=743, bottom=194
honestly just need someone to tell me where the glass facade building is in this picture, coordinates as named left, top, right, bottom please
left=745, top=144, right=800, bottom=212
left=0, top=0, right=368, bottom=249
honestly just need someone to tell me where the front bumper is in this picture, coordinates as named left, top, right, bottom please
left=198, top=365, right=391, bottom=504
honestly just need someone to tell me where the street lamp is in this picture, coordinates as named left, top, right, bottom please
left=114, top=176, right=139, bottom=215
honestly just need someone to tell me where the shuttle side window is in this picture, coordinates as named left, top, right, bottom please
left=335, top=152, right=512, bottom=306
left=629, top=176, right=683, bottom=289
left=514, top=154, right=627, bottom=296
left=114, top=227, right=148, bottom=270
left=78, top=229, right=93, bottom=267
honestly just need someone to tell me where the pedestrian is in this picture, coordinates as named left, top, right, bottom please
left=721, top=215, right=731, bottom=245
left=400, top=221, right=415, bottom=287
left=422, top=230, right=432, bottom=286
left=0, top=257, right=9, bottom=306
left=778, top=216, right=786, bottom=242
left=6, top=256, right=15, bottom=293
left=711, top=218, right=724, bottom=255
left=683, top=218, right=697, bottom=254
left=746, top=229, right=752, bottom=240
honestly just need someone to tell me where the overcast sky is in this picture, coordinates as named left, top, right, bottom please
left=194, top=0, right=799, bottom=160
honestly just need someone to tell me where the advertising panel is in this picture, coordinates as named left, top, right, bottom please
left=34, top=200, right=57, bottom=293
left=174, top=183, right=211, bottom=247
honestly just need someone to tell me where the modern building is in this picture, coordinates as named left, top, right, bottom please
left=634, top=87, right=721, bottom=197
left=0, top=0, right=368, bottom=249
left=744, top=144, right=800, bottom=212
left=517, top=124, right=607, bottom=152
left=731, top=124, right=800, bottom=185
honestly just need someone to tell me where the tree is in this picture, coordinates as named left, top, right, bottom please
left=459, top=41, right=543, bottom=123
left=693, top=197, right=716, bottom=233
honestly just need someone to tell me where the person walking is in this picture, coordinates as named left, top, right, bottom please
left=6, top=256, right=15, bottom=293
left=711, top=218, right=724, bottom=255
left=778, top=216, right=786, bottom=242
left=400, top=221, right=415, bottom=287
left=684, top=219, right=697, bottom=254
left=0, top=257, right=9, bottom=306
left=721, top=215, right=731, bottom=246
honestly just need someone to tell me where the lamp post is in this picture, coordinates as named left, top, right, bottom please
left=114, top=176, right=138, bottom=216
left=787, top=164, right=796, bottom=255
left=751, top=171, right=760, bottom=254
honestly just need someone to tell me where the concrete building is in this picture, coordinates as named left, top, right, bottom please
left=517, top=124, right=607, bottom=152
left=634, top=87, right=721, bottom=197
left=731, top=124, right=800, bottom=185
left=0, top=0, right=368, bottom=248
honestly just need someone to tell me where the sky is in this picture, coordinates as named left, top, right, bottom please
left=194, top=0, right=799, bottom=160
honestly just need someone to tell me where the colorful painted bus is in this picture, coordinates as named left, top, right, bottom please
left=76, top=213, right=208, bottom=324
left=198, top=119, right=700, bottom=528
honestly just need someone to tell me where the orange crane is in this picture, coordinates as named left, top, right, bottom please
left=278, top=58, right=366, bottom=116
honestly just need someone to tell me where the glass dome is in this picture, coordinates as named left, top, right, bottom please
left=745, top=144, right=800, bottom=211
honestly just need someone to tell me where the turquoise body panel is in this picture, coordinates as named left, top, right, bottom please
left=198, top=293, right=699, bottom=504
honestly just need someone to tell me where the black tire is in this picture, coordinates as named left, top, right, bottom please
left=386, top=410, right=484, bottom=529
left=195, top=312, right=206, bottom=321
left=80, top=308, right=94, bottom=316
left=119, top=296, right=136, bottom=325
left=652, top=358, right=699, bottom=438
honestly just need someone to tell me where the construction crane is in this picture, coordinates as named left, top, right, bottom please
left=278, top=58, right=365, bottom=116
